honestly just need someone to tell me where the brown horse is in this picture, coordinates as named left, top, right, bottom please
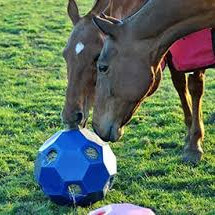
left=62, top=0, right=144, bottom=129
left=92, top=0, right=215, bottom=164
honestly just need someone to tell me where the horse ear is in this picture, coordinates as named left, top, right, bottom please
left=93, top=16, right=118, bottom=38
left=67, top=0, right=80, bottom=25
left=89, top=0, right=109, bottom=15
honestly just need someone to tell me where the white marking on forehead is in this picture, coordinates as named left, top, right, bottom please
left=75, top=42, right=85, bottom=55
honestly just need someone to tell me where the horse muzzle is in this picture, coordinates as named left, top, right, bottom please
left=61, top=109, right=87, bottom=129
left=93, top=121, right=123, bottom=142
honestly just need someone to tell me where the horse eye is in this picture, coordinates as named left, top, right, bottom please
left=97, top=64, right=109, bottom=73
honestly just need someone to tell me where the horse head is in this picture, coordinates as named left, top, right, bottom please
left=62, top=0, right=109, bottom=129
left=92, top=16, right=163, bottom=142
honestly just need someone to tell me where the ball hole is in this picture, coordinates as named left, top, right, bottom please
left=68, top=184, right=82, bottom=196
left=47, top=150, right=57, bottom=163
left=84, top=147, right=99, bottom=160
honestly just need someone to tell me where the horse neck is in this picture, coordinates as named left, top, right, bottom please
left=125, top=0, right=215, bottom=62
left=106, top=0, right=144, bottom=19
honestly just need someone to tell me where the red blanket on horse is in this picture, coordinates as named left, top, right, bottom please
left=169, top=28, right=215, bottom=72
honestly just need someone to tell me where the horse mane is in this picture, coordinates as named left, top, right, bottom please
left=122, top=0, right=151, bottom=24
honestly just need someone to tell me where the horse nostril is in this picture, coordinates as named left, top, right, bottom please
left=76, top=112, right=83, bottom=123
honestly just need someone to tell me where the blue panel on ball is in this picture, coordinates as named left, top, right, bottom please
left=56, top=151, right=89, bottom=182
left=39, top=167, right=64, bottom=195
left=83, top=163, right=109, bottom=193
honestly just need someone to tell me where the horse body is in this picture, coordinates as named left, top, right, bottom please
left=93, top=0, right=215, bottom=163
left=106, top=0, right=144, bottom=19
left=62, top=0, right=144, bottom=129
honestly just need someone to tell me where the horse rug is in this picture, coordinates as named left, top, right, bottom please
left=168, top=28, right=215, bottom=72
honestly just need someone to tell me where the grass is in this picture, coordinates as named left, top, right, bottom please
left=0, top=0, right=214, bottom=214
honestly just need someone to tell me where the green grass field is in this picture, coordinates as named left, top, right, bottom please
left=0, top=0, right=215, bottom=214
